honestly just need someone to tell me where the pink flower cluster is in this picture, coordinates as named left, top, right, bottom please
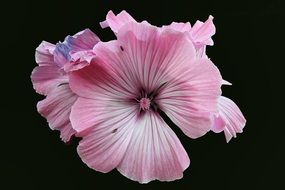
left=31, top=10, right=246, bottom=183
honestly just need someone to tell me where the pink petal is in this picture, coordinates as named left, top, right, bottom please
left=69, top=56, right=135, bottom=101
left=100, top=10, right=136, bottom=33
left=163, top=22, right=191, bottom=32
left=157, top=58, right=222, bottom=138
left=114, top=21, right=197, bottom=91
left=64, top=50, right=96, bottom=72
left=53, top=29, right=100, bottom=68
left=31, top=65, right=68, bottom=95
left=213, top=96, right=246, bottom=142
left=37, top=84, right=77, bottom=142
left=211, top=114, right=225, bottom=133
left=73, top=97, right=138, bottom=173
left=117, top=112, right=190, bottom=183
left=65, top=29, right=100, bottom=51
left=35, top=41, right=56, bottom=66
left=190, top=15, right=215, bottom=46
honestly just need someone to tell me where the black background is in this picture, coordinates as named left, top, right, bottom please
left=2, top=0, right=283, bottom=189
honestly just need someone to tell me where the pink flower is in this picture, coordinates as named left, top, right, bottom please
left=69, top=21, right=223, bottom=183
left=31, top=10, right=246, bottom=183
left=31, top=29, right=99, bottom=142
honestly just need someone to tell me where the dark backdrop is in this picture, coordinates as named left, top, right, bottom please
left=2, top=0, right=283, bottom=189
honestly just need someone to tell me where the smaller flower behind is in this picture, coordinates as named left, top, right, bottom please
left=31, top=29, right=100, bottom=142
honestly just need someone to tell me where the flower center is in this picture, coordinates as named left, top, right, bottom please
left=139, top=97, right=151, bottom=111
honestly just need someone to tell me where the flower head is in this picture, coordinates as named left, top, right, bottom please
left=31, top=10, right=246, bottom=183
left=69, top=20, right=222, bottom=183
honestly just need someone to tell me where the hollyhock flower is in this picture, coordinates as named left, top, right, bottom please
left=31, top=29, right=99, bottom=142
left=32, top=10, right=246, bottom=183
left=69, top=21, right=223, bottom=183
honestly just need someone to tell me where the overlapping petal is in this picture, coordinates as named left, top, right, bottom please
left=37, top=85, right=77, bottom=142
left=100, top=10, right=136, bottom=33
left=32, top=41, right=67, bottom=95
left=54, top=29, right=99, bottom=71
left=212, top=96, right=246, bottom=142
left=157, top=58, right=222, bottom=138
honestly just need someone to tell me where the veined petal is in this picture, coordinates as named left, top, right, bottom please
left=37, top=85, right=77, bottom=142
left=117, top=112, right=190, bottom=183
left=31, top=65, right=68, bottom=95
left=157, top=58, right=222, bottom=138
left=64, top=29, right=100, bottom=51
left=64, top=49, right=96, bottom=72
left=114, top=21, right=197, bottom=92
left=35, top=41, right=56, bottom=66
left=74, top=97, right=138, bottom=173
left=213, top=96, right=246, bottom=142
left=190, top=15, right=215, bottom=46
left=100, top=10, right=136, bottom=33
left=69, top=57, right=135, bottom=101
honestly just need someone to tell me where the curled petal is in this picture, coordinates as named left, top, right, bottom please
left=190, top=15, right=215, bottom=46
left=212, top=96, right=246, bottom=142
left=54, top=29, right=99, bottom=68
left=64, top=50, right=96, bottom=72
left=37, top=85, right=77, bottom=142
left=35, top=41, right=56, bottom=66
left=31, top=65, right=68, bottom=95
left=64, top=29, right=100, bottom=51
left=100, top=10, right=136, bottom=33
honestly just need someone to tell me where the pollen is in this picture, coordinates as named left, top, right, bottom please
left=139, top=97, right=151, bottom=111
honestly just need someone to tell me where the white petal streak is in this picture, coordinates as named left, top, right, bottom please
left=117, top=112, right=189, bottom=183
left=74, top=98, right=138, bottom=173
left=77, top=105, right=136, bottom=173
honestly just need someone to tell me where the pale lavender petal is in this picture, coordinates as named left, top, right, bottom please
left=54, top=29, right=99, bottom=68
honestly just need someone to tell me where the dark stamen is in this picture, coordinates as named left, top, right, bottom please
left=58, top=82, right=69, bottom=87
left=148, top=81, right=167, bottom=99
left=112, top=128, right=118, bottom=133
left=120, top=46, right=124, bottom=51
